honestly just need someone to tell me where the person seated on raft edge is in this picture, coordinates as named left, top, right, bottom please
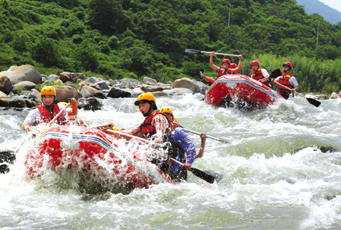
left=250, top=60, right=272, bottom=88
left=200, top=52, right=243, bottom=84
left=21, top=86, right=78, bottom=132
left=159, top=106, right=206, bottom=181
left=272, top=62, right=299, bottom=100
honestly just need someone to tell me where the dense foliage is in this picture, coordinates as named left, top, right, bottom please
left=0, top=0, right=341, bottom=94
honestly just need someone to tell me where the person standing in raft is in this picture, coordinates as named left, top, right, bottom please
left=273, top=62, right=299, bottom=100
left=200, top=52, right=243, bottom=84
left=21, top=86, right=78, bottom=132
left=250, top=60, right=272, bottom=88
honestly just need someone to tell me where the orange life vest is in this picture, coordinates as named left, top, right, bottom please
left=278, top=73, right=293, bottom=94
left=217, top=67, right=232, bottom=76
left=139, top=111, right=171, bottom=138
left=251, top=68, right=271, bottom=86
left=36, top=104, right=62, bottom=124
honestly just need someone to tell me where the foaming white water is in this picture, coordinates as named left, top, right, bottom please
left=1, top=93, right=341, bottom=229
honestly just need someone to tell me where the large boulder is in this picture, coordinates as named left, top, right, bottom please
left=59, top=72, right=78, bottom=83
left=30, top=89, right=42, bottom=103
left=80, top=86, right=106, bottom=99
left=0, top=91, right=7, bottom=97
left=172, top=78, right=200, bottom=93
left=0, top=98, right=26, bottom=108
left=13, top=81, right=36, bottom=90
left=194, top=80, right=209, bottom=95
left=53, top=85, right=82, bottom=103
left=0, top=76, right=12, bottom=94
left=143, top=77, right=157, bottom=85
left=77, top=97, right=102, bottom=111
left=0, top=65, right=42, bottom=85
left=140, top=84, right=171, bottom=92
left=63, top=81, right=77, bottom=89
left=78, top=81, right=91, bottom=91
left=107, top=87, right=132, bottom=98
left=94, top=81, right=110, bottom=90
left=330, top=92, right=338, bottom=99
left=163, top=88, right=194, bottom=96
left=47, top=74, right=59, bottom=82
left=119, top=78, right=143, bottom=88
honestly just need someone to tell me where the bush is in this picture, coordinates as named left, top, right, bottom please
left=29, top=35, right=62, bottom=67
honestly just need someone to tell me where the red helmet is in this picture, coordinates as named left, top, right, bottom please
left=222, top=59, right=231, bottom=64
left=250, top=60, right=260, bottom=66
left=230, top=63, right=237, bottom=68
left=282, top=62, right=292, bottom=69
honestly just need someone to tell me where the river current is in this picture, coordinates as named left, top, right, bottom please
left=1, top=94, right=341, bottom=229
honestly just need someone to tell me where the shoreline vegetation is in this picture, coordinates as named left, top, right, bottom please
left=0, top=0, right=341, bottom=96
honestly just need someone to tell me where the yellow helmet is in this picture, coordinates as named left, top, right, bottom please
left=41, top=86, right=56, bottom=96
left=160, top=106, right=173, bottom=115
left=134, top=93, right=156, bottom=106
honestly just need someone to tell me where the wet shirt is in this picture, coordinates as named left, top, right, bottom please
left=23, top=104, right=67, bottom=126
left=171, top=127, right=196, bottom=174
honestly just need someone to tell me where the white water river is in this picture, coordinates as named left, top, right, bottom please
left=1, top=94, right=341, bottom=229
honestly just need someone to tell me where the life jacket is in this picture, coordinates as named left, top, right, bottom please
left=278, top=73, right=293, bottom=94
left=139, top=110, right=171, bottom=139
left=36, top=104, right=62, bottom=125
left=217, top=67, right=232, bottom=76
left=251, top=68, right=271, bottom=86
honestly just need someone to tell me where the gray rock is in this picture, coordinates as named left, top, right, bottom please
left=74, top=73, right=87, bottom=80
left=0, top=65, right=42, bottom=85
left=107, top=87, right=132, bottom=98
left=63, top=81, right=77, bottom=89
left=13, top=81, right=36, bottom=90
left=59, top=72, right=78, bottom=83
left=89, top=84, right=101, bottom=90
left=140, top=84, right=171, bottom=92
left=119, top=78, right=143, bottom=88
left=0, top=76, right=12, bottom=94
left=152, top=91, right=169, bottom=97
left=163, top=88, right=194, bottom=96
left=194, top=80, right=208, bottom=95
left=0, top=98, right=26, bottom=108
left=330, top=92, right=338, bottom=99
left=81, top=86, right=106, bottom=99
left=21, top=90, right=31, bottom=97
left=172, top=78, right=200, bottom=93
left=86, top=77, right=103, bottom=84
left=41, top=75, right=47, bottom=83
left=53, top=85, right=82, bottom=103
left=102, top=89, right=110, bottom=94
left=143, top=77, right=157, bottom=85
left=47, top=74, right=59, bottom=81
left=133, top=87, right=144, bottom=94
left=155, top=82, right=171, bottom=87
left=30, top=89, right=42, bottom=103
left=77, top=81, right=91, bottom=91
left=0, top=91, right=7, bottom=97
left=95, top=81, right=110, bottom=90
left=77, top=97, right=102, bottom=111
left=316, top=94, right=329, bottom=100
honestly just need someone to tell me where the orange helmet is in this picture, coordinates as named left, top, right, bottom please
left=230, top=63, right=237, bottom=68
left=41, top=86, right=56, bottom=96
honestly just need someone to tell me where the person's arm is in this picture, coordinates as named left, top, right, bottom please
left=178, top=129, right=196, bottom=171
left=68, top=98, right=78, bottom=116
left=290, top=77, right=299, bottom=92
left=195, top=133, right=206, bottom=158
left=21, top=109, right=40, bottom=132
left=151, top=114, right=169, bottom=143
left=231, top=55, right=242, bottom=73
left=210, top=52, right=220, bottom=72
left=21, top=123, right=32, bottom=132
left=204, top=76, right=216, bottom=83
left=259, top=69, right=270, bottom=83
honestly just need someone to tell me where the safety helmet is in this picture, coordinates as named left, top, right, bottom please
left=134, top=93, right=157, bottom=108
left=282, top=62, right=293, bottom=69
left=160, top=106, right=173, bottom=115
left=230, top=63, right=237, bottom=68
left=41, top=86, right=56, bottom=96
left=250, top=60, right=260, bottom=66
left=222, top=59, right=231, bottom=64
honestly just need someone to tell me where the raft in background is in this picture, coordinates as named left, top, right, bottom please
left=205, top=75, right=283, bottom=110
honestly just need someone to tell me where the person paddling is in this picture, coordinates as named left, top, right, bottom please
left=200, top=52, right=243, bottom=84
left=21, top=86, right=78, bottom=132
left=273, top=62, right=299, bottom=99
left=250, top=60, right=272, bottom=88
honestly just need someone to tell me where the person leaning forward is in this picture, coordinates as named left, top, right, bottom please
left=21, top=86, right=78, bottom=132
left=273, top=62, right=299, bottom=100
left=250, top=60, right=272, bottom=88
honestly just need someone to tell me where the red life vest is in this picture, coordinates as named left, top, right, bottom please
left=139, top=111, right=171, bottom=138
left=251, top=68, right=271, bottom=86
left=36, top=104, right=62, bottom=124
left=278, top=73, right=293, bottom=94
left=217, top=67, right=232, bottom=76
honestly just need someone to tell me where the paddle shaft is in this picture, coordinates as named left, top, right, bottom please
left=105, top=129, right=150, bottom=143
left=48, top=102, right=71, bottom=125
left=185, top=49, right=239, bottom=57
left=185, top=129, right=227, bottom=143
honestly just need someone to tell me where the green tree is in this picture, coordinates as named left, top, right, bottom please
left=72, top=41, right=99, bottom=71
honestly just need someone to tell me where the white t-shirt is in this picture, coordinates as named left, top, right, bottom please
left=251, top=69, right=270, bottom=78
left=23, top=104, right=67, bottom=126
left=275, top=75, right=299, bottom=87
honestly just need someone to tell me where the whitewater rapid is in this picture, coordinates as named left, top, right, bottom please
left=1, top=94, right=341, bottom=229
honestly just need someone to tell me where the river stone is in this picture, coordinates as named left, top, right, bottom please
left=194, top=80, right=208, bottom=95
left=81, top=86, right=106, bottom=99
left=163, top=88, right=194, bottom=95
left=63, top=81, right=76, bottom=89
left=107, top=87, right=132, bottom=98
left=59, top=72, right=78, bottom=83
left=78, top=81, right=91, bottom=91
left=152, top=91, right=169, bottom=97
left=74, top=73, right=87, bottom=80
left=172, top=78, right=200, bottom=93
left=77, top=97, right=102, bottom=111
left=140, top=84, right=171, bottom=92
left=53, top=85, right=82, bottom=103
left=0, top=76, right=12, bottom=94
left=89, top=84, right=101, bottom=91
left=316, top=94, right=329, bottom=100
left=155, top=82, right=171, bottom=87
left=119, top=78, right=143, bottom=88
left=330, top=92, right=338, bottom=99
left=0, top=91, right=7, bottom=97
left=13, top=81, right=36, bottom=90
left=30, top=89, right=42, bottom=103
left=133, top=87, right=144, bottom=94
left=86, top=77, right=103, bottom=84
left=143, top=77, right=157, bottom=85
left=0, top=65, right=42, bottom=85
left=94, top=81, right=110, bottom=90
left=41, top=75, right=47, bottom=83
left=47, top=74, right=59, bottom=81
left=0, top=98, right=26, bottom=107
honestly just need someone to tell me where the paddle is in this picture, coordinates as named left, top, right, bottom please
left=185, top=129, right=229, bottom=143
left=104, top=129, right=221, bottom=183
left=185, top=49, right=240, bottom=57
left=269, top=69, right=282, bottom=79
left=273, top=81, right=321, bottom=107
left=48, top=102, right=71, bottom=125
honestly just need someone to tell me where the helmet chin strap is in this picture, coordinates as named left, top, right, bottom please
left=143, top=102, right=154, bottom=117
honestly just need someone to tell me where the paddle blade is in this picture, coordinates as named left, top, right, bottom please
left=191, top=167, right=215, bottom=184
left=185, top=49, right=201, bottom=54
left=269, top=69, right=282, bottom=78
left=307, top=98, right=321, bottom=107
left=203, top=170, right=224, bottom=183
